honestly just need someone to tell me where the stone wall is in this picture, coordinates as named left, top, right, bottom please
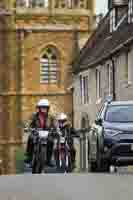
left=0, top=13, right=23, bottom=174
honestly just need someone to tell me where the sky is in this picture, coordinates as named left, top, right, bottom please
left=96, top=0, right=107, bottom=14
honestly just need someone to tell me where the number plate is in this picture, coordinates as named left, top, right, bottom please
left=60, top=137, right=65, bottom=143
left=39, top=131, right=49, bottom=138
left=131, top=144, right=133, bottom=151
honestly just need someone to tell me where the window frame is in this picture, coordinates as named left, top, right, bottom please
left=125, top=50, right=133, bottom=85
left=40, top=47, right=59, bottom=84
left=80, top=74, right=89, bottom=105
left=128, top=0, right=133, bottom=23
left=107, top=64, right=112, bottom=96
left=96, top=68, right=101, bottom=100
left=110, top=7, right=119, bottom=32
left=110, top=8, right=115, bottom=32
left=16, top=0, right=49, bottom=8
left=104, top=104, right=133, bottom=123
left=80, top=75, right=83, bottom=104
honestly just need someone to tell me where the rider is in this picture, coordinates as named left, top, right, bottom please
left=25, top=99, right=55, bottom=167
left=57, top=113, right=77, bottom=169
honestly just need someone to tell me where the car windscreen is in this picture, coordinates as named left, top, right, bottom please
left=105, top=105, right=133, bottom=123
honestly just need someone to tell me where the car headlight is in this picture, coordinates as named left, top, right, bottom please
left=104, top=129, right=122, bottom=136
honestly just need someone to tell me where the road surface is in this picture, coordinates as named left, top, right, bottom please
left=0, top=173, right=133, bottom=200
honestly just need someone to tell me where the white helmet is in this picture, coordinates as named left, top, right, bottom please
left=37, top=99, right=50, bottom=108
left=57, top=113, right=67, bottom=121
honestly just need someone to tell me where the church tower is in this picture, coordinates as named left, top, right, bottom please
left=11, top=0, right=95, bottom=120
left=0, top=0, right=95, bottom=173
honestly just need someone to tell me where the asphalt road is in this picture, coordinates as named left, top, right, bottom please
left=0, top=173, right=133, bottom=200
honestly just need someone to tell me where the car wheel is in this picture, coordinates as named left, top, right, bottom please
left=88, top=161, right=97, bottom=172
left=95, top=139, right=103, bottom=172
left=96, top=143, right=110, bottom=173
left=103, top=161, right=110, bottom=172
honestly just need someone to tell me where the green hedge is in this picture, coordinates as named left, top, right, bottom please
left=15, top=147, right=25, bottom=174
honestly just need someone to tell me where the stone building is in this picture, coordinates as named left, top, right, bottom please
left=73, top=0, right=133, bottom=128
left=12, top=0, right=95, bottom=122
left=0, top=0, right=95, bottom=173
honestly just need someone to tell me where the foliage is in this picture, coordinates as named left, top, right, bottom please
left=15, top=147, right=25, bottom=174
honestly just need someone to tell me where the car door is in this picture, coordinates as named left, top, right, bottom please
left=88, top=104, right=105, bottom=161
left=96, top=103, right=107, bottom=151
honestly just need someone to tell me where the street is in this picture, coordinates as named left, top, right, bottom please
left=24, top=164, right=133, bottom=174
left=0, top=173, right=133, bottom=200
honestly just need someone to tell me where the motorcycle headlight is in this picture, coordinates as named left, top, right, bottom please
left=104, top=129, right=122, bottom=136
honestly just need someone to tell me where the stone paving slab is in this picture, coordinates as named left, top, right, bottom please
left=0, top=174, right=133, bottom=200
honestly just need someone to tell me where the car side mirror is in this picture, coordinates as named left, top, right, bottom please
left=95, top=118, right=103, bottom=126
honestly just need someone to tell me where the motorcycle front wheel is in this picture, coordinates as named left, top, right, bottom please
left=37, top=145, right=47, bottom=173
left=32, top=154, right=38, bottom=174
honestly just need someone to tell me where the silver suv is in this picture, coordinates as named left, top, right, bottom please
left=88, top=100, right=133, bottom=172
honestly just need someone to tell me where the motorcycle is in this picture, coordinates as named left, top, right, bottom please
left=28, top=128, right=49, bottom=174
left=55, top=134, right=72, bottom=173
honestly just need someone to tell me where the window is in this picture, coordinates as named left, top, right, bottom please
left=110, top=8, right=115, bottom=32
left=107, top=64, right=112, bottom=95
left=96, top=69, right=101, bottom=100
left=73, top=0, right=78, bottom=7
left=80, top=75, right=89, bottom=104
left=67, top=0, right=73, bottom=8
left=80, top=75, right=83, bottom=104
left=40, top=47, right=59, bottom=84
left=31, top=0, right=49, bottom=7
left=83, top=76, right=89, bottom=104
left=105, top=105, right=133, bottom=123
left=128, top=0, right=133, bottom=23
left=125, top=52, right=128, bottom=81
left=85, top=76, right=89, bottom=103
left=125, top=51, right=133, bottom=84
left=110, top=8, right=118, bottom=32
left=16, top=0, right=49, bottom=7
left=83, top=77, right=85, bottom=101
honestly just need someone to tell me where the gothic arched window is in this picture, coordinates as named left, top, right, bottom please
left=40, top=46, right=59, bottom=84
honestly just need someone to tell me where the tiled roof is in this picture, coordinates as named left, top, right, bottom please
left=74, top=8, right=133, bottom=73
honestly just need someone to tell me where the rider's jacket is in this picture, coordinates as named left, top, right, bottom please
left=26, top=112, right=56, bottom=155
left=58, top=121, right=77, bottom=146
left=29, top=112, right=56, bottom=130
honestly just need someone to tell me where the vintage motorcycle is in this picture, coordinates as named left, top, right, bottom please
left=55, top=133, right=72, bottom=173
left=26, top=128, right=49, bottom=174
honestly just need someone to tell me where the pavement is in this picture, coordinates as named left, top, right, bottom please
left=0, top=173, right=133, bottom=200
left=24, top=162, right=69, bottom=173
left=24, top=161, right=133, bottom=174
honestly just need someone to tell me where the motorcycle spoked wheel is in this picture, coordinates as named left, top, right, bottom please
left=57, top=151, right=72, bottom=173
left=37, top=145, right=47, bottom=173
left=32, top=154, right=38, bottom=174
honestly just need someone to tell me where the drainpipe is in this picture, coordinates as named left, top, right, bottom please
left=111, top=58, right=116, bottom=101
left=71, top=86, right=74, bottom=127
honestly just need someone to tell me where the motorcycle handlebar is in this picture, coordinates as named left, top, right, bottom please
left=24, top=127, right=81, bottom=138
